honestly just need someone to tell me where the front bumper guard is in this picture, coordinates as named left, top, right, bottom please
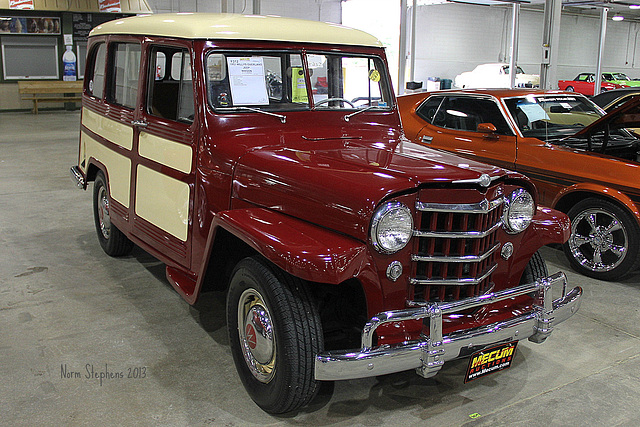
left=315, top=272, right=581, bottom=381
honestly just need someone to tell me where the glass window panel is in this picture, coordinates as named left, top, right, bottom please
left=111, top=43, right=141, bottom=109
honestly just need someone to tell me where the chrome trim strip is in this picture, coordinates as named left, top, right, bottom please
left=411, top=242, right=500, bottom=263
left=314, top=272, right=582, bottom=381
left=408, top=263, right=497, bottom=287
left=416, top=197, right=503, bottom=214
left=414, top=221, right=502, bottom=239
left=70, top=166, right=85, bottom=189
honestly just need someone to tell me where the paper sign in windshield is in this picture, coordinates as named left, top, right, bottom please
left=227, top=57, right=269, bottom=106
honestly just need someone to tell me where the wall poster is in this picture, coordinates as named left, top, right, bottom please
left=0, top=17, right=61, bottom=34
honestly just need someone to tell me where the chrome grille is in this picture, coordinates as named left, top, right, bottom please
left=409, top=189, right=503, bottom=305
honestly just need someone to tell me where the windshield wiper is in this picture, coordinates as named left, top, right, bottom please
left=216, top=106, right=287, bottom=123
left=344, top=106, right=378, bottom=122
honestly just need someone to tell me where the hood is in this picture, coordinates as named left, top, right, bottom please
left=232, top=138, right=508, bottom=242
left=572, top=94, right=640, bottom=138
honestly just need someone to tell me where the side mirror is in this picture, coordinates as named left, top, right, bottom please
left=477, top=123, right=497, bottom=133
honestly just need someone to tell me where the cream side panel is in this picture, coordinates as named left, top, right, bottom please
left=135, top=166, right=189, bottom=242
left=82, top=132, right=131, bottom=208
left=82, top=107, right=134, bottom=151
left=138, top=132, right=193, bottom=174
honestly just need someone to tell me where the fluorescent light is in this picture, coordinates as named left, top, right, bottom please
left=629, top=5, right=640, bottom=9
left=612, top=15, right=625, bottom=21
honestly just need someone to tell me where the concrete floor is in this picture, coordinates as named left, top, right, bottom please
left=1, top=110, right=639, bottom=426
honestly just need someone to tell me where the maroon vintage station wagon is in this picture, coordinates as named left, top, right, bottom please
left=70, top=13, right=582, bottom=413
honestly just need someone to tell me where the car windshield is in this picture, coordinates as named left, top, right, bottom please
left=505, top=95, right=603, bottom=138
left=503, top=66, right=525, bottom=75
left=613, top=73, right=630, bottom=81
left=205, top=50, right=392, bottom=113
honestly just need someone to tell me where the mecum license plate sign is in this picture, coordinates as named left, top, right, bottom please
left=464, top=341, right=518, bottom=383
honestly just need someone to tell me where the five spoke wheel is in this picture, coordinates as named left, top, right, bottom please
left=564, top=198, right=639, bottom=280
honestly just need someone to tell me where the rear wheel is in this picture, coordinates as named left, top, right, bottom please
left=227, top=257, right=324, bottom=414
left=93, top=171, right=133, bottom=256
left=563, top=198, right=640, bottom=281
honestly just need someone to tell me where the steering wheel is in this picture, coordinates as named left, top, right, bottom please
left=315, top=97, right=356, bottom=108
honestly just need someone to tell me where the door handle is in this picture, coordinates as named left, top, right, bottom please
left=131, top=120, right=148, bottom=128
left=421, top=135, right=433, bottom=144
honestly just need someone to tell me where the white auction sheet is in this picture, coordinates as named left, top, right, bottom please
left=227, top=57, right=269, bottom=106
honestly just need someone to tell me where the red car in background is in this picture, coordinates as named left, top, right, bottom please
left=558, top=73, right=628, bottom=95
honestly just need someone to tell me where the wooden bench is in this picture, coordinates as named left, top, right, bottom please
left=18, top=81, right=83, bottom=114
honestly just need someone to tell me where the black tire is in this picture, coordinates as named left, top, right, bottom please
left=565, top=86, right=574, bottom=92
left=520, top=250, right=548, bottom=285
left=226, top=257, right=324, bottom=414
left=563, top=198, right=640, bottom=281
left=93, top=171, right=134, bottom=257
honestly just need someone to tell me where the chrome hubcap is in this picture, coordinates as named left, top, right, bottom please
left=97, top=186, right=111, bottom=239
left=237, top=289, right=275, bottom=383
left=569, top=208, right=628, bottom=273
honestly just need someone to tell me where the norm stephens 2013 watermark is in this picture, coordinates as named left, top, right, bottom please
left=61, top=363, right=148, bottom=386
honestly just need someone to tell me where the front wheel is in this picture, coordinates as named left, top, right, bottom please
left=565, top=86, right=574, bottom=92
left=226, top=257, right=324, bottom=414
left=93, top=171, right=133, bottom=256
left=563, top=198, right=640, bottom=281
left=520, top=250, right=548, bottom=285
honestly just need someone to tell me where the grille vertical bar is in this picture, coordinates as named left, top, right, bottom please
left=409, top=189, right=504, bottom=305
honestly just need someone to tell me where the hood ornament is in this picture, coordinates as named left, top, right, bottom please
left=452, top=173, right=493, bottom=188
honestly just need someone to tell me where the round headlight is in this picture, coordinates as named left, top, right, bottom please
left=371, top=202, right=413, bottom=253
left=503, top=189, right=535, bottom=234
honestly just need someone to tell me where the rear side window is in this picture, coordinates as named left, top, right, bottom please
left=108, top=42, right=141, bottom=109
left=147, top=46, right=195, bottom=123
left=86, top=43, right=106, bottom=98
left=432, top=96, right=513, bottom=136
left=416, top=96, right=444, bottom=123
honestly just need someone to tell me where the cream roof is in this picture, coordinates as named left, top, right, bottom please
left=90, top=13, right=383, bottom=48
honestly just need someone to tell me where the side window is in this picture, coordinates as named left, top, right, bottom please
left=416, top=96, right=444, bottom=124
left=439, top=96, right=513, bottom=135
left=87, top=43, right=106, bottom=98
left=108, top=42, right=141, bottom=109
left=147, top=46, right=194, bottom=123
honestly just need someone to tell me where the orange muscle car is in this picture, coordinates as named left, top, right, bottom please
left=399, top=88, right=640, bottom=280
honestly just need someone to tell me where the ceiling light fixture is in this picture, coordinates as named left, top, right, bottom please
left=612, top=15, right=625, bottom=21
left=629, top=5, right=640, bottom=9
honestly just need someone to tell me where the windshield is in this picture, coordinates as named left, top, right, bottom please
left=613, top=73, right=630, bottom=81
left=505, top=95, right=603, bottom=138
left=205, top=50, right=392, bottom=113
left=503, top=66, right=525, bottom=75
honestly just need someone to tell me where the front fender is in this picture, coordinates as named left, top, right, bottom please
left=530, top=206, right=571, bottom=246
left=552, top=182, right=640, bottom=220
left=211, top=208, right=370, bottom=284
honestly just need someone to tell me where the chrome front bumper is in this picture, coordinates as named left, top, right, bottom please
left=315, top=272, right=581, bottom=381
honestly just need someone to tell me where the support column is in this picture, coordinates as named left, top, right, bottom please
left=594, top=8, right=608, bottom=95
left=409, top=0, right=417, bottom=84
left=398, top=0, right=408, bottom=95
left=539, top=0, right=562, bottom=89
left=509, top=3, right=520, bottom=89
